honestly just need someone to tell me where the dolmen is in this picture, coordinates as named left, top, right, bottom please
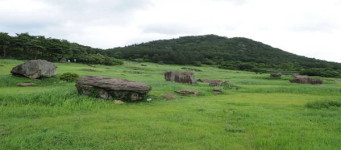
left=76, top=76, right=151, bottom=102
left=164, top=71, right=197, bottom=84
left=11, top=60, right=56, bottom=79
left=290, top=75, right=322, bottom=85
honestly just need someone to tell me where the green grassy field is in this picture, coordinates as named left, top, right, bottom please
left=0, top=59, right=341, bottom=150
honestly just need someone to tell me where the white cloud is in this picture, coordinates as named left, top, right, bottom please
left=1, top=0, right=341, bottom=62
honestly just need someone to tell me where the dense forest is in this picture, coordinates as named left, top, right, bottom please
left=107, top=35, right=341, bottom=76
left=0, top=32, right=122, bottom=65
left=1, top=32, right=340, bottom=77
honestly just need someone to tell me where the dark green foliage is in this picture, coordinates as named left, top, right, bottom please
left=305, top=100, right=341, bottom=109
left=0, top=32, right=121, bottom=66
left=106, top=34, right=341, bottom=74
left=300, top=68, right=340, bottom=77
left=60, top=73, right=79, bottom=82
left=74, top=54, right=123, bottom=66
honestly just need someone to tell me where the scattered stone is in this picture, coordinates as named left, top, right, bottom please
left=123, top=71, right=143, bottom=74
left=16, top=83, right=37, bottom=86
left=59, top=58, right=67, bottom=63
left=181, top=67, right=202, bottom=72
left=290, top=75, right=322, bottom=84
left=213, top=88, right=222, bottom=94
left=270, top=72, right=282, bottom=78
left=163, top=93, right=178, bottom=100
left=81, top=68, right=97, bottom=72
left=198, top=79, right=229, bottom=86
left=76, top=76, right=151, bottom=102
left=11, top=60, right=56, bottom=79
left=113, top=100, right=124, bottom=104
left=175, top=89, right=199, bottom=96
left=141, top=64, right=148, bottom=66
left=164, top=71, right=197, bottom=84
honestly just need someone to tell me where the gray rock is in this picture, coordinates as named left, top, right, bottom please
left=198, top=79, right=229, bottom=86
left=11, top=60, right=56, bottom=79
left=175, top=89, right=199, bottom=96
left=290, top=75, right=322, bottom=84
left=76, top=76, right=151, bottom=102
left=164, top=71, right=197, bottom=84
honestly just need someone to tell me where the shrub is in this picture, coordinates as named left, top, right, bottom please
left=305, top=100, right=341, bottom=109
left=300, top=68, right=340, bottom=77
left=60, top=72, right=79, bottom=82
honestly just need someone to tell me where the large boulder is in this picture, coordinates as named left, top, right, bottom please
left=290, top=75, right=322, bottom=84
left=76, top=76, right=151, bottom=102
left=164, top=71, right=197, bottom=84
left=11, top=60, right=56, bottom=79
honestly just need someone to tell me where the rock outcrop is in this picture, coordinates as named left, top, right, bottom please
left=76, top=76, right=151, bottom=102
left=11, top=60, right=56, bottom=79
left=164, top=71, right=197, bottom=84
left=290, top=75, right=322, bottom=84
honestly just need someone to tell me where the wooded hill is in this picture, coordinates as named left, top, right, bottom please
left=0, top=32, right=122, bottom=65
left=1, top=33, right=340, bottom=77
left=106, top=35, right=341, bottom=76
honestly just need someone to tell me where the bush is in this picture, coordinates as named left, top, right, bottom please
left=300, top=68, right=340, bottom=77
left=305, top=100, right=341, bottom=109
left=60, top=72, right=79, bottom=82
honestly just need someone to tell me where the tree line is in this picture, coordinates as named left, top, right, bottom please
left=0, top=32, right=122, bottom=65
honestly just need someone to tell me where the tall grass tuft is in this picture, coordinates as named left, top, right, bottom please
left=305, top=100, right=341, bottom=109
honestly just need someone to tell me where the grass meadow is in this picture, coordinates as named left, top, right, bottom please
left=0, top=59, right=341, bottom=150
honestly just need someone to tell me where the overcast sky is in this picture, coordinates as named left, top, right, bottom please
left=1, top=0, right=340, bottom=62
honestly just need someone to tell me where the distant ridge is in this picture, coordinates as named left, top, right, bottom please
left=106, top=34, right=341, bottom=72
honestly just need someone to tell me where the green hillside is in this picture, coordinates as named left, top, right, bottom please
left=1, top=33, right=341, bottom=76
left=107, top=35, right=341, bottom=74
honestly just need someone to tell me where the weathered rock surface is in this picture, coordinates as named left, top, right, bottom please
left=76, top=76, right=151, bottom=102
left=290, top=75, right=322, bottom=84
left=198, top=79, right=229, bottom=86
left=164, top=71, right=197, bottom=84
left=270, top=72, right=282, bottom=78
left=11, top=60, right=56, bottom=79
left=175, top=89, right=199, bottom=96
left=16, top=83, right=37, bottom=86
